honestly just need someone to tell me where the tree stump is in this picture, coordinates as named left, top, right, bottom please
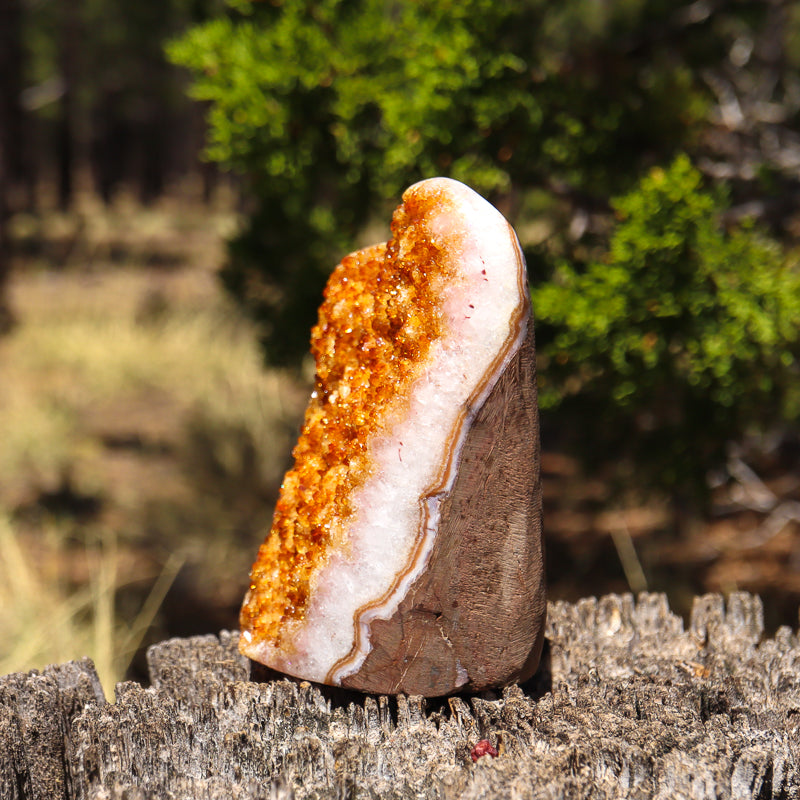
left=2, top=592, right=798, bottom=799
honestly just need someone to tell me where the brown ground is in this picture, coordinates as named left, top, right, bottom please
left=542, top=446, right=800, bottom=635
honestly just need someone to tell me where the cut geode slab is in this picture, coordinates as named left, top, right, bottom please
left=239, top=177, right=545, bottom=697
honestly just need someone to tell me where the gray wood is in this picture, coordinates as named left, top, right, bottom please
left=2, top=593, right=799, bottom=799
left=0, top=657, right=106, bottom=800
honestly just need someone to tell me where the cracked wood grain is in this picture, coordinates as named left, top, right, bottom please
left=2, top=592, right=799, bottom=799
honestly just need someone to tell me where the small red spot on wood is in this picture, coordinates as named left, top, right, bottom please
left=470, top=739, right=498, bottom=762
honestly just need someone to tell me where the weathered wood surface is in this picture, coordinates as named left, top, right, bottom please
left=2, top=592, right=799, bottom=799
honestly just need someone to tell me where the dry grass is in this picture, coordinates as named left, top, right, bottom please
left=2, top=267, right=295, bottom=493
left=0, top=515, right=184, bottom=693
left=0, top=201, right=307, bottom=690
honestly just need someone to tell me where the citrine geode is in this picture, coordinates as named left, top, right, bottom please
left=240, top=178, right=545, bottom=696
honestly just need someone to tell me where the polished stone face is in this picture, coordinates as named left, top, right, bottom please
left=240, top=178, right=544, bottom=695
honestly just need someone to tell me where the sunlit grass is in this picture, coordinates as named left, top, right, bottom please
left=0, top=265, right=302, bottom=509
left=0, top=513, right=184, bottom=692
left=0, top=215, right=307, bottom=685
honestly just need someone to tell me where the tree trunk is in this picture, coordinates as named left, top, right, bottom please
left=1, top=592, right=797, bottom=799
left=0, top=137, right=12, bottom=335
left=0, top=0, right=23, bottom=333
left=56, top=0, right=82, bottom=211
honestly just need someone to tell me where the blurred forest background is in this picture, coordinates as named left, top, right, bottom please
left=3, top=0, right=800, bottom=693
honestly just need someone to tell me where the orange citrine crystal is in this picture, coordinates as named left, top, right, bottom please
left=240, top=191, right=456, bottom=646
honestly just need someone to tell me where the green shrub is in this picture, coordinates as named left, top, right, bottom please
left=535, top=155, right=800, bottom=496
left=169, top=1, right=798, bottom=496
left=168, top=0, right=709, bottom=364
